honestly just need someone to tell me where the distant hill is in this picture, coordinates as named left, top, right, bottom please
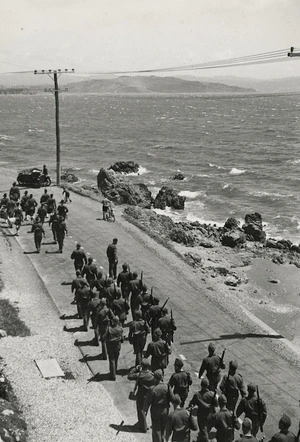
left=66, top=75, right=255, bottom=94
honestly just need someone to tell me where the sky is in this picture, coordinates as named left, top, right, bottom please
left=1, top=0, right=300, bottom=82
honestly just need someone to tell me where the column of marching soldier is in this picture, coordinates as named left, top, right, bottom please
left=0, top=183, right=299, bottom=442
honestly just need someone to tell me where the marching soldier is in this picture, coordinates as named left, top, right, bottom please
left=147, top=296, right=162, bottom=340
left=144, top=328, right=171, bottom=373
left=82, top=257, right=97, bottom=284
left=71, top=270, right=89, bottom=308
left=106, top=238, right=118, bottom=279
left=40, top=189, right=50, bottom=205
left=127, top=359, right=155, bottom=433
left=111, top=288, right=129, bottom=327
left=46, top=193, right=56, bottom=215
left=210, top=394, right=240, bottom=442
left=129, top=310, right=150, bottom=367
left=198, top=342, right=225, bottom=391
left=220, top=360, right=247, bottom=412
left=235, top=418, right=258, bottom=442
left=57, top=199, right=68, bottom=219
left=87, top=292, right=101, bottom=340
left=32, top=216, right=45, bottom=253
left=267, top=414, right=297, bottom=442
left=144, top=369, right=173, bottom=442
left=25, top=194, right=37, bottom=222
left=95, top=298, right=112, bottom=359
left=37, top=203, right=47, bottom=224
left=189, top=377, right=218, bottom=442
left=128, top=271, right=142, bottom=320
left=55, top=215, right=68, bottom=253
left=168, top=358, right=193, bottom=408
left=90, top=271, right=106, bottom=298
left=137, top=285, right=152, bottom=320
left=70, top=243, right=87, bottom=273
left=117, top=263, right=132, bottom=300
left=76, top=285, right=91, bottom=331
left=20, top=191, right=29, bottom=218
left=9, top=182, right=20, bottom=201
left=13, top=202, right=23, bottom=236
left=157, top=307, right=177, bottom=345
left=165, top=394, right=198, bottom=442
left=49, top=210, right=59, bottom=243
left=236, top=383, right=267, bottom=437
left=103, top=316, right=124, bottom=380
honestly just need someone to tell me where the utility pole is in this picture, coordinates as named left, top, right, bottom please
left=288, top=47, right=300, bottom=57
left=34, top=69, right=75, bottom=185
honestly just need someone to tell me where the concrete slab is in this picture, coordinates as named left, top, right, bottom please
left=35, top=358, right=64, bottom=378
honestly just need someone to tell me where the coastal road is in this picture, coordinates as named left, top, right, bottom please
left=1, top=169, right=299, bottom=440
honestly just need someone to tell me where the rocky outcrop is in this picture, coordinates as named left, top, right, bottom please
left=266, top=238, right=292, bottom=250
left=222, top=230, right=246, bottom=248
left=61, top=169, right=79, bottom=183
left=154, top=186, right=186, bottom=210
left=224, top=217, right=240, bottom=230
left=109, top=161, right=139, bottom=174
left=97, top=168, right=152, bottom=208
left=169, top=227, right=196, bottom=246
left=170, top=172, right=185, bottom=180
left=123, top=206, right=175, bottom=236
left=242, top=212, right=266, bottom=242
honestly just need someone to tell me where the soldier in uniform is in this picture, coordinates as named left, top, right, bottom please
left=147, top=296, right=162, bottom=340
left=165, top=394, right=198, bottom=442
left=117, top=263, right=132, bottom=300
left=32, top=216, right=45, bottom=253
left=267, top=414, right=297, bottom=442
left=25, top=194, right=37, bottom=222
left=144, top=328, right=171, bottom=373
left=95, top=298, right=112, bottom=359
left=76, top=285, right=91, bottom=331
left=236, top=383, right=267, bottom=437
left=37, top=203, right=47, bottom=224
left=129, top=310, right=150, bottom=367
left=71, top=243, right=87, bottom=273
left=71, top=270, right=89, bottom=308
left=9, top=182, right=20, bottom=201
left=235, top=417, right=259, bottom=442
left=57, top=199, right=69, bottom=219
left=128, top=271, right=142, bottom=320
left=48, top=210, right=59, bottom=243
left=144, top=369, right=172, bottom=442
left=46, top=193, right=56, bottom=215
left=7, top=198, right=16, bottom=218
left=106, top=238, right=118, bottom=279
left=82, top=257, right=97, bottom=284
left=55, top=215, right=68, bottom=253
left=127, top=359, right=155, bottom=433
left=220, top=360, right=247, bottom=412
left=189, top=377, right=218, bottom=442
left=210, top=394, right=240, bottom=442
left=103, top=315, right=124, bottom=380
left=137, top=285, right=152, bottom=320
left=168, top=358, right=193, bottom=408
left=13, top=202, right=23, bottom=236
left=157, top=307, right=176, bottom=345
left=111, top=287, right=129, bottom=327
left=198, top=342, right=225, bottom=391
left=87, top=293, right=101, bottom=344
left=106, top=278, right=122, bottom=307
left=90, top=271, right=106, bottom=298
left=40, top=189, right=50, bottom=206
left=0, top=193, right=9, bottom=208
left=20, top=191, right=29, bottom=218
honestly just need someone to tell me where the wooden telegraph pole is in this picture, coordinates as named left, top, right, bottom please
left=34, top=69, right=75, bottom=185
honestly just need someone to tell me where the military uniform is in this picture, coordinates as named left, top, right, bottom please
left=9, top=185, right=20, bottom=202
left=55, top=217, right=67, bottom=252
left=129, top=317, right=150, bottom=367
left=198, top=352, right=225, bottom=391
left=189, top=388, right=217, bottom=442
left=210, top=407, right=240, bottom=442
left=236, top=393, right=267, bottom=437
left=95, top=305, right=112, bottom=359
left=71, top=247, right=87, bottom=272
left=165, top=407, right=198, bottom=442
left=117, top=269, right=132, bottom=300
left=268, top=431, right=297, bottom=442
left=32, top=222, right=45, bottom=252
left=76, top=286, right=91, bottom=330
left=144, top=380, right=171, bottom=442
left=106, top=241, right=118, bottom=279
left=128, top=277, right=142, bottom=320
left=37, top=205, right=47, bottom=224
left=82, top=261, right=97, bottom=284
left=49, top=212, right=59, bottom=242
left=144, top=336, right=171, bottom=372
left=158, top=314, right=176, bottom=344
left=147, top=304, right=162, bottom=339
left=57, top=202, right=68, bottom=219
left=220, top=372, right=247, bottom=412
left=169, top=371, right=192, bottom=408
left=104, top=321, right=123, bottom=380
left=128, top=366, right=155, bottom=432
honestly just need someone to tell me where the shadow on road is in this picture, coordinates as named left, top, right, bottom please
left=180, top=332, right=284, bottom=345
left=110, top=422, right=143, bottom=434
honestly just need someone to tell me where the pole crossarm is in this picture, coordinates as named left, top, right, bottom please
left=287, top=47, right=300, bottom=57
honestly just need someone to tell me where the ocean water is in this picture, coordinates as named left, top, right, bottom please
left=1, top=93, right=300, bottom=242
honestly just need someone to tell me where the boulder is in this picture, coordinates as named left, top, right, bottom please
left=169, top=227, right=196, bottom=246
left=109, top=161, right=139, bottom=174
left=170, top=172, right=185, bottom=180
left=123, top=206, right=175, bottom=236
left=242, top=212, right=266, bottom=242
left=291, top=244, right=300, bottom=254
left=0, top=398, right=27, bottom=442
left=222, top=230, right=246, bottom=248
left=224, top=217, right=240, bottom=230
left=224, top=273, right=242, bottom=287
left=97, top=168, right=152, bottom=208
left=154, top=186, right=186, bottom=210
left=61, top=169, right=79, bottom=183
left=184, top=252, right=202, bottom=267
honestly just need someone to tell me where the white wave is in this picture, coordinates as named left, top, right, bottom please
left=222, top=183, right=230, bottom=189
left=186, top=213, right=223, bottom=227
left=0, top=161, right=8, bottom=165
left=89, top=169, right=99, bottom=175
left=288, top=158, right=300, bottom=164
left=209, top=163, right=226, bottom=170
left=179, top=190, right=203, bottom=199
left=252, top=190, right=294, bottom=199
left=0, top=134, right=15, bottom=141
left=196, top=174, right=210, bottom=178
left=126, top=166, right=149, bottom=176
left=229, top=168, right=246, bottom=175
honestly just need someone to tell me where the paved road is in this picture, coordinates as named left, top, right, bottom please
left=1, top=170, right=299, bottom=440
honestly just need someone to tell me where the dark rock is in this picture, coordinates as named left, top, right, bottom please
left=276, top=239, right=292, bottom=250
left=0, top=398, right=27, bottom=442
left=123, top=206, right=175, bottom=236
left=265, top=238, right=279, bottom=249
left=154, top=186, right=186, bottom=210
left=170, top=172, right=185, bottom=180
left=291, top=244, right=300, bottom=253
left=199, top=240, right=215, bottom=248
left=242, top=212, right=266, bottom=242
left=225, top=273, right=241, bottom=286
left=184, top=252, right=202, bottom=267
left=169, top=227, right=196, bottom=246
left=271, top=253, right=286, bottom=265
left=97, top=168, right=152, bottom=208
left=109, top=161, right=140, bottom=174
left=268, top=278, right=280, bottom=284
left=224, top=217, right=240, bottom=230
left=222, top=230, right=246, bottom=248
left=208, top=267, right=229, bottom=276
left=61, top=169, right=79, bottom=183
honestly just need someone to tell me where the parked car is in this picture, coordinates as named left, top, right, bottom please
left=17, top=168, right=51, bottom=188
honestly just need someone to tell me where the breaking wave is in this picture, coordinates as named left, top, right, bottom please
left=229, top=168, right=246, bottom=175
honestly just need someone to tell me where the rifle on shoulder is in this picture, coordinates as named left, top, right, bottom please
left=169, top=309, right=177, bottom=343
left=256, top=386, right=264, bottom=434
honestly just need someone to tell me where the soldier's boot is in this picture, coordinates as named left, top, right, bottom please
left=101, top=339, right=107, bottom=360
left=109, top=360, right=116, bottom=380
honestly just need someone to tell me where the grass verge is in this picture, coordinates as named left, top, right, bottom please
left=0, top=299, right=30, bottom=337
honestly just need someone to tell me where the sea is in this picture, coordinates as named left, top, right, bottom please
left=1, top=92, right=300, bottom=243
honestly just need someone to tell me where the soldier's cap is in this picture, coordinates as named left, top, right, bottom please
left=279, top=414, right=291, bottom=430
left=88, top=257, right=93, bottom=263
left=173, top=394, right=181, bottom=406
left=162, top=306, right=168, bottom=314
left=208, top=342, right=215, bottom=353
left=60, top=200, right=64, bottom=204
left=132, top=271, right=138, bottom=278
left=154, top=369, right=163, bottom=380
left=111, top=316, right=119, bottom=325
left=230, top=360, right=238, bottom=370
left=174, top=358, right=183, bottom=368
left=218, top=394, right=227, bottom=406
left=247, top=382, right=256, bottom=392
left=154, top=328, right=162, bottom=338
left=141, top=359, right=150, bottom=369
left=76, top=243, right=81, bottom=248
left=122, top=263, right=128, bottom=270
left=201, top=377, right=209, bottom=388
left=135, top=310, right=142, bottom=319
left=141, top=294, right=151, bottom=305
left=242, top=418, right=252, bottom=432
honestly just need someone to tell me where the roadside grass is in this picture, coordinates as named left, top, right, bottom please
left=0, top=299, right=30, bottom=337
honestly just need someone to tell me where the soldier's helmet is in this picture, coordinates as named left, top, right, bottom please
left=208, top=342, right=215, bottom=353
left=135, top=310, right=142, bottom=320
left=247, top=382, right=256, bottom=392
left=218, top=394, right=227, bottom=407
left=201, top=377, right=209, bottom=388
left=279, top=414, right=291, bottom=430
left=230, top=360, right=238, bottom=370
left=122, top=263, right=128, bottom=270
left=141, top=284, right=147, bottom=293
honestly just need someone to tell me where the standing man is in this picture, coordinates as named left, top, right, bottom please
left=106, top=238, right=118, bottom=279
left=235, top=418, right=258, bottom=442
left=111, top=288, right=129, bottom=327
left=71, top=243, right=87, bottom=273
left=189, top=377, right=217, bottom=442
left=127, top=359, right=155, bottom=433
left=42, top=165, right=48, bottom=176
left=236, top=383, right=267, bottom=437
left=117, top=263, right=132, bottom=300
left=40, top=189, right=50, bottom=205
left=210, top=394, right=240, bottom=442
left=129, top=310, right=150, bottom=367
left=57, top=200, right=68, bottom=219
left=32, top=216, right=45, bottom=253
left=46, top=193, right=56, bottom=216
left=71, top=270, right=89, bottom=307
left=168, top=358, right=193, bottom=408
left=37, top=203, right=47, bottom=224
left=26, top=194, right=38, bottom=223
left=128, top=271, right=142, bottom=320
left=267, top=414, right=297, bottom=442
left=220, top=360, right=247, bottom=412
left=82, top=257, right=98, bottom=285
left=165, top=394, right=198, bottom=442
left=144, top=328, right=171, bottom=373
left=157, top=307, right=176, bottom=345
left=103, top=316, right=124, bottom=380
left=76, top=285, right=91, bottom=331
left=9, top=182, right=20, bottom=202
left=198, top=342, right=225, bottom=391
left=49, top=210, right=59, bottom=243
left=13, top=202, right=23, bottom=236
left=20, top=191, right=29, bottom=219
left=144, top=369, right=172, bottom=442
left=147, top=296, right=162, bottom=340
left=56, top=216, right=68, bottom=253
left=95, top=298, right=112, bottom=359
